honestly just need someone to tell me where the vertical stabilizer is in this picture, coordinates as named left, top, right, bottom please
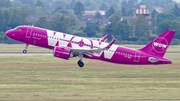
left=140, top=30, right=175, bottom=57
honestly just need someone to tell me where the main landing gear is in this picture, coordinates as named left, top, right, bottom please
left=77, top=60, right=84, bottom=68
left=77, top=55, right=84, bottom=68
left=23, top=44, right=29, bottom=54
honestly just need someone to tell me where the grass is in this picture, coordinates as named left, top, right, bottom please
left=0, top=54, right=180, bottom=100
left=0, top=44, right=180, bottom=53
left=0, top=44, right=51, bottom=53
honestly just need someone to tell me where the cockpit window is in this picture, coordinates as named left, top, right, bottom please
left=14, top=27, right=21, bottom=32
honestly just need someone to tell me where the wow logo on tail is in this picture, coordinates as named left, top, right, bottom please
left=152, top=37, right=168, bottom=53
left=140, top=30, right=175, bottom=57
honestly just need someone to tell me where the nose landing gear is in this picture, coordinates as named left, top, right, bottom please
left=23, top=50, right=27, bottom=54
left=23, top=44, right=29, bottom=54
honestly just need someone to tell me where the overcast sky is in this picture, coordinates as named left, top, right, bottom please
left=174, top=0, right=180, bottom=2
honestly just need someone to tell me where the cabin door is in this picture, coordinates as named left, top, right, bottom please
left=26, top=27, right=33, bottom=38
left=134, top=52, right=140, bottom=62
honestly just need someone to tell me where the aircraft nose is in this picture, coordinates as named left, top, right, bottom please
left=6, top=30, right=11, bottom=37
left=6, top=30, right=14, bottom=38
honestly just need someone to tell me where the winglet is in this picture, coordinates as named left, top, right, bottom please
left=104, top=39, right=116, bottom=49
left=99, top=34, right=109, bottom=42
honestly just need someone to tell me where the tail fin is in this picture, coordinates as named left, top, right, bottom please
left=140, top=30, right=175, bottom=57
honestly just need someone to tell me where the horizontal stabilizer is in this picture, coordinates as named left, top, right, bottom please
left=148, top=57, right=170, bottom=63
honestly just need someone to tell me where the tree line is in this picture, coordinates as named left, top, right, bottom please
left=0, top=0, right=180, bottom=44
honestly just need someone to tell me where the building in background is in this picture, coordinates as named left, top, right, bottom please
left=136, top=5, right=150, bottom=16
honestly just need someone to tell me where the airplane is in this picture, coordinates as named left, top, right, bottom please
left=6, top=25, right=175, bottom=67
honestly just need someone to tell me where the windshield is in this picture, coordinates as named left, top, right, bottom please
left=13, top=27, right=21, bottom=32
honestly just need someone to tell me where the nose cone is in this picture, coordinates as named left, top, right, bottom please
left=6, top=30, right=11, bottom=37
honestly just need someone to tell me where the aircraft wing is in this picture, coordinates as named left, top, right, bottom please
left=68, top=39, right=116, bottom=55
left=88, top=34, right=109, bottom=42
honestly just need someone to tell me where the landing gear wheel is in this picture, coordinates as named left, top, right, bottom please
left=23, top=50, right=27, bottom=54
left=77, top=60, right=84, bottom=68
left=23, top=44, right=29, bottom=54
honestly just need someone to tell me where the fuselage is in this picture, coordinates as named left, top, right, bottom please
left=6, top=25, right=172, bottom=65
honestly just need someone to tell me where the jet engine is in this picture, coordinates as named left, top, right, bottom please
left=53, top=46, right=73, bottom=60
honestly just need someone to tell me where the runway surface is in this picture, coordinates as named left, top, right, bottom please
left=0, top=52, right=179, bottom=56
left=0, top=52, right=52, bottom=56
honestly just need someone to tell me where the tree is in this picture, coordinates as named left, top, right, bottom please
left=171, top=20, right=180, bottom=39
left=157, top=20, right=180, bottom=39
left=109, top=15, right=121, bottom=23
left=53, top=0, right=67, bottom=10
left=68, top=14, right=80, bottom=32
left=73, top=2, right=85, bottom=19
left=157, top=20, right=171, bottom=34
left=121, top=0, right=127, bottom=8
left=127, top=9, right=134, bottom=16
left=84, top=0, right=91, bottom=7
left=105, top=6, right=115, bottom=18
left=99, top=3, right=108, bottom=10
left=163, top=2, right=175, bottom=13
left=152, top=13, right=177, bottom=28
left=104, top=15, right=131, bottom=41
left=84, top=22, right=99, bottom=37
left=121, top=7, right=127, bottom=16
left=171, top=3, right=180, bottom=17
left=66, top=0, right=77, bottom=9
left=35, top=17, right=49, bottom=28
left=133, top=15, right=150, bottom=39
left=142, top=0, right=173, bottom=7
left=33, top=6, right=47, bottom=20
left=0, top=0, right=12, bottom=8
left=18, top=0, right=36, bottom=6
left=95, top=12, right=103, bottom=19
left=0, top=9, right=5, bottom=31
left=126, top=0, right=136, bottom=10
left=118, top=20, right=131, bottom=41
left=10, top=8, right=28, bottom=28
left=35, top=0, right=44, bottom=8
left=50, top=14, right=70, bottom=33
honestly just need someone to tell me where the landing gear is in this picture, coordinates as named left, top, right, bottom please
left=23, top=50, right=27, bottom=54
left=77, top=54, right=84, bottom=68
left=23, top=44, right=29, bottom=54
left=77, top=60, right=84, bottom=68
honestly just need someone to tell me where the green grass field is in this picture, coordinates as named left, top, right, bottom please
left=0, top=44, right=180, bottom=53
left=0, top=54, right=180, bottom=100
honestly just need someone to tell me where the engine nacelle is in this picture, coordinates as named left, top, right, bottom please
left=53, top=46, right=72, bottom=60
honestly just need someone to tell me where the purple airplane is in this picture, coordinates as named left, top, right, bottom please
left=6, top=25, right=175, bottom=67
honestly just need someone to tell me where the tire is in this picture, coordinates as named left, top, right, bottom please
left=77, top=60, right=84, bottom=68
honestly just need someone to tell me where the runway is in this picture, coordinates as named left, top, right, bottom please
left=0, top=52, right=52, bottom=56
left=0, top=52, right=179, bottom=56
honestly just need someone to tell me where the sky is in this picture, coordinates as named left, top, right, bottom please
left=174, top=0, right=180, bottom=2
